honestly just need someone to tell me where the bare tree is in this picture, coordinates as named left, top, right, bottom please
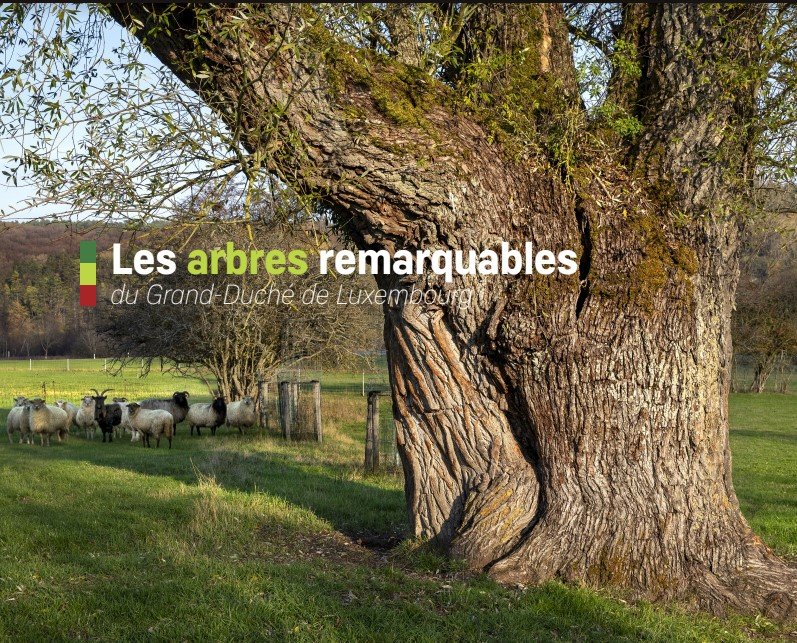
left=5, top=300, right=34, bottom=357
left=29, top=279, right=66, bottom=359
left=100, top=201, right=381, bottom=400
left=77, top=310, right=104, bottom=357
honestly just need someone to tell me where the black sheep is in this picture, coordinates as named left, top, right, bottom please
left=209, top=396, right=227, bottom=436
left=91, top=388, right=122, bottom=443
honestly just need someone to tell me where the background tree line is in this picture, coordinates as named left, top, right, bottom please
left=734, top=188, right=797, bottom=392
left=0, top=222, right=124, bottom=357
left=2, top=201, right=794, bottom=396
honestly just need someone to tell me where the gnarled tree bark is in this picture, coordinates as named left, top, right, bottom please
left=110, top=3, right=797, bottom=618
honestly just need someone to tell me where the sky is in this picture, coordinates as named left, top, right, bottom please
left=3, top=10, right=96, bottom=219
left=0, top=6, right=199, bottom=222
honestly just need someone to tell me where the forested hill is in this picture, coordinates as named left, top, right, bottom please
left=0, top=222, right=127, bottom=281
left=0, top=222, right=131, bottom=358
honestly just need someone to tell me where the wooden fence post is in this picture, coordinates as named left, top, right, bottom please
left=278, top=381, right=293, bottom=441
left=291, top=381, right=299, bottom=437
left=256, top=375, right=269, bottom=429
left=260, top=382, right=269, bottom=431
left=311, top=380, right=322, bottom=443
left=391, top=419, right=401, bottom=468
left=365, top=390, right=380, bottom=471
left=256, top=375, right=264, bottom=425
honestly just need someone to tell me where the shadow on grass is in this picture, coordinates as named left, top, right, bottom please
left=0, top=459, right=735, bottom=643
left=0, top=482, right=691, bottom=643
left=0, top=433, right=783, bottom=641
left=731, top=428, right=797, bottom=444
left=1, top=436, right=407, bottom=540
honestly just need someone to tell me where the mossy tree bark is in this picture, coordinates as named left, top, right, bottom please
left=111, top=3, right=797, bottom=617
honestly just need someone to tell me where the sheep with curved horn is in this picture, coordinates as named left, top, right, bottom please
left=90, top=389, right=121, bottom=443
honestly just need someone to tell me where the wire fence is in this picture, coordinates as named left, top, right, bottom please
left=7, top=351, right=792, bottom=473
left=1, top=354, right=402, bottom=472
left=0, top=356, right=127, bottom=372
left=241, top=353, right=399, bottom=469
left=376, top=392, right=400, bottom=471
left=0, top=357, right=209, bottom=401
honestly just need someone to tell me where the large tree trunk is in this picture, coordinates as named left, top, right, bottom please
left=375, top=171, right=796, bottom=617
left=111, top=3, right=797, bottom=618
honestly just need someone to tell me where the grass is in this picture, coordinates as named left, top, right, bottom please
left=732, top=362, right=796, bottom=395
left=0, top=362, right=794, bottom=641
left=729, top=393, right=797, bottom=558
left=0, top=358, right=212, bottom=401
left=0, top=357, right=390, bottom=402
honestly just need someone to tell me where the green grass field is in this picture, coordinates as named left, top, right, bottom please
left=0, top=361, right=794, bottom=641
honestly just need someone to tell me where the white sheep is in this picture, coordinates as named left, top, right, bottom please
left=225, top=396, right=256, bottom=434
left=139, top=392, right=190, bottom=434
left=55, top=400, right=78, bottom=442
left=6, top=396, right=25, bottom=437
left=113, top=397, right=132, bottom=439
left=28, top=398, right=70, bottom=447
left=126, top=403, right=174, bottom=449
left=6, top=396, right=32, bottom=445
left=75, top=396, right=99, bottom=439
left=186, top=397, right=226, bottom=436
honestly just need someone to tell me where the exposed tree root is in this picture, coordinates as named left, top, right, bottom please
left=486, top=518, right=797, bottom=621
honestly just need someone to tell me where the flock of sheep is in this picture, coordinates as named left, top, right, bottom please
left=6, top=390, right=257, bottom=448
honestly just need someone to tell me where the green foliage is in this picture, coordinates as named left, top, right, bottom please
left=0, top=4, right=256, bottom=222
left=610, top=39, right=641, bottom=81
left=593, top=101, right=643, bottom=138
left=342, top=56, right=440, bottom=129
left=5, top=3, right=797, bottom=224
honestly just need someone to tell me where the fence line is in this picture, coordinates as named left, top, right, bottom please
left=2, top=361, right=401, bottom=471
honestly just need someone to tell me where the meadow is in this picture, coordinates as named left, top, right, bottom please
left=0, top=359, right=795, bottom=641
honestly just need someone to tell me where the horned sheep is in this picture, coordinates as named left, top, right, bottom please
left=90, top=389, right=122, bottom=443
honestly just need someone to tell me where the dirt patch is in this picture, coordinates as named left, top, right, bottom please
left=348, top=531, right=403, bottom=552
left=256, top=524, right=392, bottom=568
left=255, top=523, right=474, bottom=584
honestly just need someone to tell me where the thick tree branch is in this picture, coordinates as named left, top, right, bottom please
left=102, top=5, right=797, bottom=616
left=612, top=4, right=766, bottom=210
left=106, top=5, right=487, bottom=244
left=108, top=4, right=581, bottom=233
